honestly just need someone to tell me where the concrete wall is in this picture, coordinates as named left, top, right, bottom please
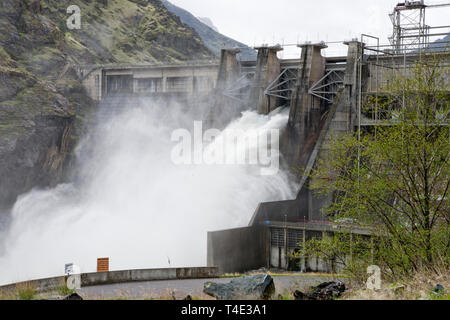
left=249, top=46, right=283, bottom=114
left=0, top=267, right=219, bottom=293
left=365, top=51, right=450, bottom=93
left=207, top=226, right=268, bottom=274
left=82, top=63, right=219, bottom=100
left=207, top=49, right=247, bottom=128
left=289, top=44, right=327, bottom=126
left=249, top=199, right=308, bottom=226
left=216, top=49, right=241, bottom=90
left=82, top=69, right=103, bottom=101
left=207, top=221, right=365, bottom=273
left=282, top=44, right=328, bottom=173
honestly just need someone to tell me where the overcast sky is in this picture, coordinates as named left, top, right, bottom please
left=169, top=0, right=450, bottom=57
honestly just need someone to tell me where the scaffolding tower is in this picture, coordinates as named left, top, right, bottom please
left=389, top=1, right=450, bottom=54
left=389, top=1, right=429, bottom=53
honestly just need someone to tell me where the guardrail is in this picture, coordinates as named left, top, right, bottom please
left=0, top=266, right=219, bottom=293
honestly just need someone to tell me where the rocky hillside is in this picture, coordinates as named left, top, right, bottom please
left=161, top=0, right=257, bottom=61
left=0, top=0, right=214, bottom=209
left=197, top=17, right=218, bottom=32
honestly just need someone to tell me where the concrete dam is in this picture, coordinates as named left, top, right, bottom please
left=1, top=35, right=447, bottom=284
left=75, top=39, right=450, bottom=275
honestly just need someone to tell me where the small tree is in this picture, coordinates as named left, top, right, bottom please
left=297, top=56, right=449, bottom=281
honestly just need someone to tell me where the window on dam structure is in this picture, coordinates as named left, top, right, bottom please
left=270, top=227, right=304, bottom=271
left=166, top=77, right=190, bottom=92
left=136, top=78, right=162, bottom=93
left=107, top=75, right=133, bottom=94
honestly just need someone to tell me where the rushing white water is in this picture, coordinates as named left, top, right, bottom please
left=0, top=99, right=296, bottom=285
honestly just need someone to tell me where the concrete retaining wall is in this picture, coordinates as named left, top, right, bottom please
left=207, top=226, right=268, bottom=274
left=0, top=267, right=219, bottom=293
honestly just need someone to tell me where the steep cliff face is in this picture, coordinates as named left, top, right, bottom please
left=0, top=0, right=214, bottom=208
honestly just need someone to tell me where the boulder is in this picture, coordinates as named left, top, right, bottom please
left=294, top=281, right=346, bottom=300
left=203, top=274, right=275, bottom=300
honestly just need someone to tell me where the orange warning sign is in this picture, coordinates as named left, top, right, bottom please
left=97, top=257, right=109, bottom=272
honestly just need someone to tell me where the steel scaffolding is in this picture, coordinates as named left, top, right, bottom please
left=389, top=1, right=450, bottom=54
